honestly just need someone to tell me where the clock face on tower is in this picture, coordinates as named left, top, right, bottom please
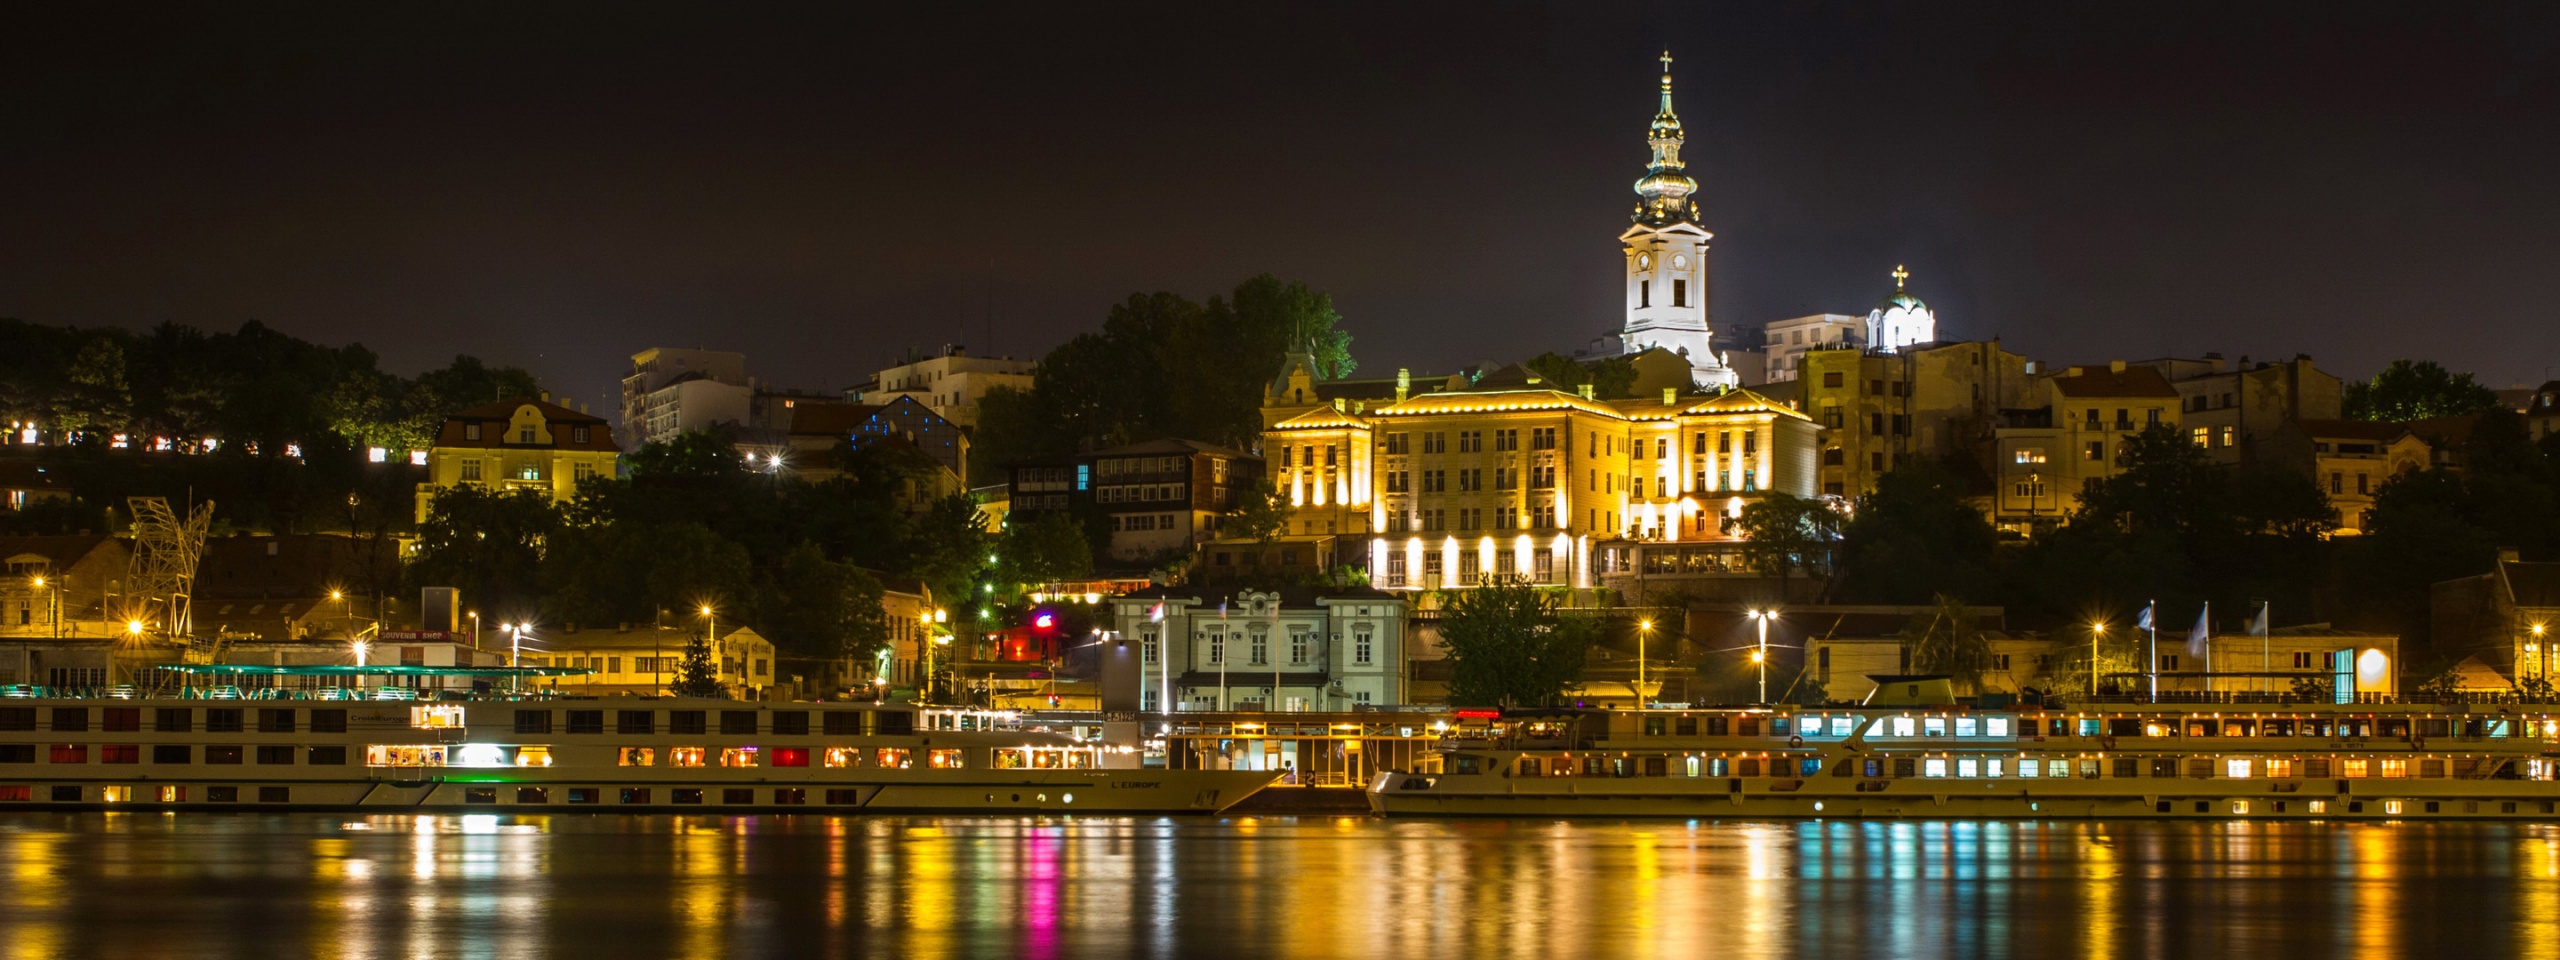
left=1673, top=255, right=1689, bottom=269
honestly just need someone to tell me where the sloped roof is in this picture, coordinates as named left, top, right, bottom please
left=1270, top=407, right=1371, bottom=431
left=0, top=534, right=119, bottom=568
left=2402, top=414, right=2480, bottom=448
left=1089, top=437, right=1259, bottom=460
left=1681, top=387, right=1814, bottom=421
left=2292, top=419, right=2410, bottom=443
left=785, top=402, right=881, bottom=437
left=447, top=397, right=607, bottom=424
left=2050, top=365, right=2179, bottom=399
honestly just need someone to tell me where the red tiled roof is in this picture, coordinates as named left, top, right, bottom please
left=436, top=397, right=619, bottom=452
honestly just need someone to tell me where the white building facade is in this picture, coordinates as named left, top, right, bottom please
left=1617, top=52, right=1739, bottom=391
left=858, top=346, right=1035, bottom=428
left=619, top=348, right=750, bottom=449
left=1112, top=588, right=1409, bottom=712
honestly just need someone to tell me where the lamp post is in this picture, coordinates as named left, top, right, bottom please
left=507, top=623, right=524, bottom=694
left=1747, top=610, right=1774, bottom=704
left=2537, top=623, right=2550, bottom=689
left=700, top=605, right=719, bottom=694
left=1636, top=619, right=1653, bottom=708
left=920, top=608, right=948, bottom=703
left=2090, top=621, right=2107, bottom=699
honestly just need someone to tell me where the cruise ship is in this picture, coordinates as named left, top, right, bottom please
left=0, top=681, right=1275, bottom=814
left=1369, top=678, right=2560, bottom=819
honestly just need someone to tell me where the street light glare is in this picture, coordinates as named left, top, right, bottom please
left=1638, top=619, right=1652, bottom=631
left=126, top=620, right=144, bottom=636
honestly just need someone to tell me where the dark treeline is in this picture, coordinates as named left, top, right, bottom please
left=967, top=275, right=1353, bottom=485
left=0, top=318, right=539, bottom=534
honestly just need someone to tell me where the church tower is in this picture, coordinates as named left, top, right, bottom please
left=1618, top=52, right=1736, bottom=389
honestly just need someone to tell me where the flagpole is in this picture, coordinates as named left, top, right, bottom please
left=1219, top=602, right=1229, bottom=712
left=2261, top=600, right=2271, bottom=696
left=2203, top=600, right=2212, bottom=697
left=2146, top=600, right=2158, bottom=702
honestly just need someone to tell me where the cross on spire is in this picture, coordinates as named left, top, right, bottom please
left=1892, top=264, right=1910, bottom=290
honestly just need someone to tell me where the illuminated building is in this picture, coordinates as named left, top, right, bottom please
left=854, top=344, right=1036, bottom=429
left=2263, top=419, right=2435, bottom=534
left=1112, top=587, right=1409, bottom=712
left=619, top=347, right=749, bottom=449
left=1863, top=265, right=1936, bottom=354
left=2133, top=354, right=2342, bottom=464
left=1006, top=439, right=1263, bottom=565
left=416, top=397, right=620, bottom=523
left=1611, top=52, right=1738, bottom=390
left=1757, top=314, right=1862, bottom=382
left=1263, top=349, right=1816, bottom=591
left=1990, top=362, right=2183, bottom=533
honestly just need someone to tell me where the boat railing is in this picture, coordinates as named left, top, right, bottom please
left=2076, top=691, right=2559, bottom=708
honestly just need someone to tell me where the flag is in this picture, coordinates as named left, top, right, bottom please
left=2247, top=602, right=2268, bottom=637
left=2185, top=606, right=2211, bottom=657
left=2136, top=605, right=2153, bottom=632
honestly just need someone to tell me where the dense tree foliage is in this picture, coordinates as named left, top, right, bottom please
left=1521, top=352, right=1638, bottom=399
left=967, top=275, right=1350, bottom=485
left=404, top=430, right=1000, bottom=689
left=1732, top=493, right=1843, bottom=588
left=1, top=318, right=540, bottom=533
left=2344, top=359, right=2503, bottom=422
left=1437, top=584, right=1596, bottom=707
left=2337, top=408, right=2560, bottom=642
left=1835, top=458, right=1999, bottom=604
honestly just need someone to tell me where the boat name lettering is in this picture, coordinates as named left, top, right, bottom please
left=1111, top=781, right=1162, bottom=789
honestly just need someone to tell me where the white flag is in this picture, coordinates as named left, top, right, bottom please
left=2247, top=602, right=2268, bottom=637
left=2185, top=607, right=2211, bottom=657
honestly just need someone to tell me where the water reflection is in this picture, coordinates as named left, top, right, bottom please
left=0, top=814, right=2550, bottom=959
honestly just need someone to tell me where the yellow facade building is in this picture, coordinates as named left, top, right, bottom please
left=416, top=398, right=621, bottom=522
left=1991, top=363, right=2183, bottom=531
left=1261, top=350, right=1818, bottom=591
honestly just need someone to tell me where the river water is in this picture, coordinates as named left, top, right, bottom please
left=0, top=813, right=2549, bottom=959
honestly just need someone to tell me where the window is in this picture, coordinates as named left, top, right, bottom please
left=1673, top=278, right=1688, bottom=307
left=721, top=711, right=758, bottom=735
left=2085, top=440, right=2105, bottom=461
left=1207, top=632, right=1225, bottom=665
left=2193, top=426, right=2211, bottom=447
left=772, top=712, right=809, bottom=735
left=1249, top=631, right=1269, bottom=665
left=618, top=710, right=655, bottom=734
left=310, top=709, right=346, bottom=733
left=51, top=707, right=88, bottom=732
left=668, top=747, right=706, bottom=768
left=152, top=744, right=188, bottom=764
left=255, top=745, right=295, bottom=765
left=773, top=748, right=810, bottom=768
left=101, top=744, right=140, bottom=764
left=205, top=745, right=242, bottom=764
left=2013, top=447, right=2047, bottom=465
left=566, top=710, right=603, bottom=734
left=2221, top=426, right=2236, bottom=447
left=619, top=748, right=656, bottom=766
left=1531, top=427, right=1556, bottom=450
left=309, top=746, right=348, bottom=765
left=875, top=748, right=912, bottom=769
left=670, top=710, right=706, bottom=734
left=1822, top=371, right=1844, bottom=388
left=1353, top=630, right=1373, bottom=665
left=1385, top=433, right=1409, bottom=455
left=719, top=747, right=760, bottom=768
left=514, top=710, right=552, bottom=734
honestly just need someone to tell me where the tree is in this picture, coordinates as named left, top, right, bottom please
left=756, top=542, right=890, bottom=665
left=1437, top=584, right=1595, bottom=707
left=55, top=336, right=133, bottom=439
left=1899, top=594, right=1996, bottom=694
left=669, top=634, right=725, bottom=698
left=996, top=512, right=1093, bottom=587
left=1521, top=352, right=1638, bottom=399
left=405, top=487, right=558, bottom=622
left=2345, top=360, right=2503, bottom=422
left=1837, top=458, right=1998, bottom=604
left=1733, top=493, right=1843, bottom=594
left=1224, top=481, right=1290, bottom=545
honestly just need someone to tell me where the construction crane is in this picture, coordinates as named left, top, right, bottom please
left=126, top=496, right=214, bottom=660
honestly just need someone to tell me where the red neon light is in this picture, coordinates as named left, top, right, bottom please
left=1452, top=709, right=1501, bottom=720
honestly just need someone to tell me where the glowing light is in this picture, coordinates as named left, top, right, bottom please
left=1034, top=613, right=1055, bottom=629
left=125, top=619, right=144, bottom=636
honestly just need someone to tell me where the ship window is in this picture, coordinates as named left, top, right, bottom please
left=516, top=787, right=549, bottom=804
left=672, top=789, right=703, bottom=804
left=2342, top=759, right=2370, bottom=778
left=463, top=788, right=497, bottom=804
left=103, top=708, right=140, bottom=732
left=1956, top=758, right=1979, bottom=777
left=2226, top=758, right=2253, bottom=779
left=617, top=711, right=655, bottom=734
left=1923, top=758, right=1948, bottom=778
left=514, top=746, right=552, bottom=767
left=1922, top=718, right=1947, bottom=737
left=826, top=789, right=860, bottom=805
left=772, top=712, right=810, bottom=736
left=775, top=788, right=806, bottom=806
left=410, top=706, right=465, bottom=729
left=723, top=789, right=753, bottom=805
left=620, top=788, right=653, bottom=804
left=152, top=745, right=188, bottom=764
left=206, top=709, right=243, bottom=733
left=876, top=748, right=912, bottom=769
left=825, top=747, right=861, bottom=769
left=1831, top=716, right=1854, bottom=737
left=1985, top=717, right=2010, bottom=738
left=1954, top=718, right=1978, bottom=737
left=1643, top=757, right=1667, bottom=777
left=618, top=747, right=655, bottom=767
left=2266, top=759, right=2294, bottom=778
left=2018, top=758, right=2038, bottom=778
left=931, top=749, right=966, bottom=769
left=1986, top=758, right=2006, bottom=778
left=566, top=711, right=603, bottom=734
left=42, top=743, right=81, bottom=764
left=667, top=747, right=705, bottom=768
left=773, top=748, right=810, bottom=768
left=514, top=710, right=552, bottom=734
left=1684, top=756, right=1700, bottom=778
left=2380, top=759, right=2409, bottom=779
left=670, top=711, right=707, bottom=734
left=1891, top=717, right=1917, bottom=737
left=823, top=712, right=862, bottom=736
left=568, top=789, right=599, bottom=805
left=720, top=711, right=758, bottom=735
left=308, top=746, right=348, bottom=765
left=719, top=747, right=759, bottom=768
left=310, top=710, right=347, bottom=733
left=155, top=708, right=191, bottom=732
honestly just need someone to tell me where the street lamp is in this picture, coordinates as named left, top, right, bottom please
left=2090, top=621, right=2108, bottom=699
left=699, top=605, right=720, bottom=692
left=920, top=608, right=949, bottom=703
left=2537, top=623, right=2550, bottom=686
left=1636, top=619, right=1653, bottom=708
left=1745, top=610, right=1775, bottom=703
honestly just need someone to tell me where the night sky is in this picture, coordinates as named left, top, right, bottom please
left=5, top=2, right=2556, bottom=421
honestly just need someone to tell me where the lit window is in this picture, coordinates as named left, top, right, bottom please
left=2380, top=759, right=2408, bottom=779
left=2308, top=800, right=2328, bottom=813
left=875, top=748, right=911, bottom=769
left=1954, top=718, right=1979, bottom=737
left=1923, top=758, right=1948, bottom=778
left=1985, top=717, right=2010, bottom=738
left=1986, top=758, right=2005, bottom=778
left=929, top=749, right=965, bottom=769
left=668, top=747, right=706, bottom=768
left=2266, top=758, right=2294, bottom=778
left=824, top=747, right=861, bottom=768
left=617, top=747, right=655, bottom=767
left=1956, top=758, right=1980, bottom=777
left=1922, top=717, right=1948, bottom=737
left=2383, top=800, right=2405, bottom=815
left=1891, top=717, right=1917, bottom=737
left=514, top=746, right=552, bottom=767
left=2048, top=759, right=2073, bottom=778
left=1830, top=716, right=1853, bottom=737
left=2017, top=757, right=2039, bottom=778
left=2226, top=758, right=2252, bottom=779
left=2342, top=758, right=2370, bottom=778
